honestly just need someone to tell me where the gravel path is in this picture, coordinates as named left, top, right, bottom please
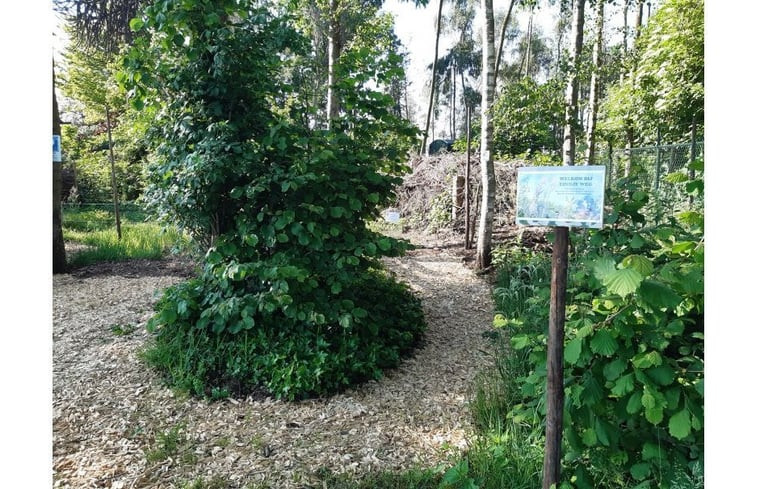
left=52, top=238, right=496, bottom=488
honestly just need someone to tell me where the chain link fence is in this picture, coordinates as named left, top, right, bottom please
left=601, top=140, right=704, bottom=215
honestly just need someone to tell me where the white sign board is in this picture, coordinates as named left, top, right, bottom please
left=53, top=135, right=62, bottom=162
left=516, top=166, right=606, bottom=228
left=383, top=209, right=400, bottom=223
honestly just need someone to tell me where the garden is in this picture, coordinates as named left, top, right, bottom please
left=51, top=0, right=704, bottom=488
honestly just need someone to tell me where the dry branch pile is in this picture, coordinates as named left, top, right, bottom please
left=394, top=154, right=526, bottom=233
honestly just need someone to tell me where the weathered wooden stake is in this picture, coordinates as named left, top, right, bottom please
left=452, top=175, right=465, bottom=221
left=106, top=106, right=122, bottom=240
left=543, top=225, right=569, bottom=489
left=465, top=106, right=472, bottom=249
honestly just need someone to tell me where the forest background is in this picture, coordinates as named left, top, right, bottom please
left=0, top=1, right=752, bottom=486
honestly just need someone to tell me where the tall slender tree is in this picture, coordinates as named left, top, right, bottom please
left=494, top=0, right=518, bottom=89
left=420, top=0, right=444, bottom=155
left=585, top=0, right=605, bottom=165
left=476, top=0, right=495, bottom=270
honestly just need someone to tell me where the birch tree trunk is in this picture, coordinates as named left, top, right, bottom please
left=420, top=0, right=444, bottom=155
left=476, top=0, right=495, bottom=270
left=585, top=0, right=605, bottom=166
left=635, top=0, right=644, bottom=43
left=544, top=1, right=585, bottom=487
left=326, top=0, right=342, bottom=127
left=53, top=62, right=67, bottom=273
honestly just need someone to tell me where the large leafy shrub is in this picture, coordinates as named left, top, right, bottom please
left=498, top=167, right=703, bottom=488
left=123, top=0, right=425, bottom=399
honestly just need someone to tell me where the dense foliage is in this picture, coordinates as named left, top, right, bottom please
left=489, top=77, right=563, bottom=158
left=122, top=0, right=425, bottom=399
left=599, top=0, right=704, bottom=145
left=493, top=164, right=704, bottom=488
left=60, top=38, right=148, bottom=202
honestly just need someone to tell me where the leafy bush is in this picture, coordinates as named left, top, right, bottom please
left=502, top=166, right=704, bottom=488
left=124, top=0, right=425, bottom=399
left=144, top=269, right=425, bottom=399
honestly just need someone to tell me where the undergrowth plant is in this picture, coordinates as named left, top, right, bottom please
left=500, top=163, right=704, bottom=488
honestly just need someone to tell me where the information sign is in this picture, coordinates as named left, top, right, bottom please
left=516, top=166, right=606, bottom=228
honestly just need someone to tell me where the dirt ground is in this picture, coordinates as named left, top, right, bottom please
left=52, top=231, right=497, bottom=488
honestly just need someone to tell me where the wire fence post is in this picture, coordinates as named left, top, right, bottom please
left=689, top=119, right=698, bottom=208
left=654, top=127, right=662, bottom=190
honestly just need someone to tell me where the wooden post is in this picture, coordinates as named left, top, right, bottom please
left=452, top=175, right=465, bottom=221
left=106, top=106, right=122, bottom=240
left=465, top=106, right=472, bottom=249
left=543, top=226, right=569, bottom=488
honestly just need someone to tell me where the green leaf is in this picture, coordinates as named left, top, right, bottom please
left=632, top=351, right=663, bottom=369
left=641, top=389, right=656, bottom=409
left=641, top=442, right=661, bottom=461
left=511, top=334, right=530, bottom=350
left=590, top=330, right=619, bottom=356
left=626, top=391, right=643, bottom=414
left=603, top=357, right=627, bottom=381
left=671, top=241, right=695, bottom=254
left=630, top=462, right=651, bottom=481
left=611, top=373, right=635, bottom=397
left=592, top=256, right=616, bottom=282
left=645, top=405, right=664, bottom=425
left=604, top=268, right=643, bottom=297
left=622, top=255, right=654, bottom=277
left=669, top=409, right=692, bottom=439
left=581, top=428, right=597, bottom=447
left=646, top=365, right=675, bottom=386
left=630, top=233, right=646, bottom=249
left=565, top=338, right=583, bottom=365
left=639, top=281, right=682, bottom=309
left=129, top=17, right=144, bottom=32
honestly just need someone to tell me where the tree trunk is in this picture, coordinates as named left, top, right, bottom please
left=326, top=0, right=342, bottom=127
left=561, top=0, right=586, bottom=167
left=544, top=1, right=585, bottom=487
left=106, top=106, right=122, bottom=240
left=53, top=62, right=67, bottom=274
left=476, top=0, right=495, bottom=271
left=522, top=8, right=534, bottom=79
left=494, top=0, right=517, bottom=90
left=420, top=0, right=444, bottom=155
left=635, top=0, right=644, bottom=43
left=623, top=0, right=630, bottom=56
left=584, top=0, right=605, bottom=166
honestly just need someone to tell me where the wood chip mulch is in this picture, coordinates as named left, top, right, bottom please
left=53, top=234, right=496, bottom=488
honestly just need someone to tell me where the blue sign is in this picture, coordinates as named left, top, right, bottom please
left=53, top=135, right=62, bottom=162
left=516, top=166, right=606, bottom=228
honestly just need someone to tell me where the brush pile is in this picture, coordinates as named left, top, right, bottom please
left=392, top=153, right=526, bottom=233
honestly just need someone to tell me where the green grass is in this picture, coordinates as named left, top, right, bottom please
left=62, top=205, right=190, bottom=266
